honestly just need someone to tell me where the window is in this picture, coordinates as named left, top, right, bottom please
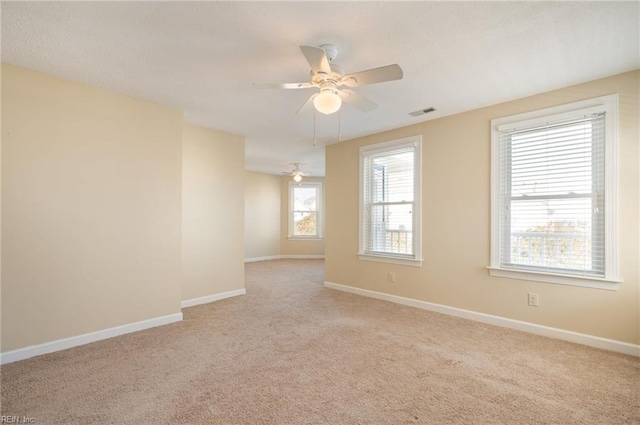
left=289, top=182, right=322, bottom=238
left=359, top=136, right=422, bottom=266
left=490, top=95, right=620, bottom=289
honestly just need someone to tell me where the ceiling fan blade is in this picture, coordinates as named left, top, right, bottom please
left=337, top=89, right=378, bottom=112
left=340, top=64, right=403, bottom=87
left=300, top=45, right=332, bottom=75
left=296, top=93, right=318, bottom=114
left=252, top=82, right=314, bottom=90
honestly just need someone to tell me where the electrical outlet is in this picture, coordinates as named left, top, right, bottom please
left=528, top=292, right=539, bottom=307
left=387, top=272, right=396, bottom=283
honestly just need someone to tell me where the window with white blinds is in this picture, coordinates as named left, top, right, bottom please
left=359, top=136, right=422, bottom=266
left=490, top=95, right=620, bottom=289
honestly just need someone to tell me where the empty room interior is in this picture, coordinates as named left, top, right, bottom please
left=1, top=2, right=639, bottom=424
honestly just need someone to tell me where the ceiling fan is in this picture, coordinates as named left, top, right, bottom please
left=283, top=163, right=310, bottom=182
left=253, top=44, right=403, bottom=115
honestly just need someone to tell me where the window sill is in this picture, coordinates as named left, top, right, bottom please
left=288, top=236, right=323, bottom=241
left=487, top=266, right=622, bottom=291
left=359, top=253, right=423, bottom=267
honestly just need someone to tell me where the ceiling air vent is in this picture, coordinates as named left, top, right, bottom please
left=409, top=107, right=436, bottom=117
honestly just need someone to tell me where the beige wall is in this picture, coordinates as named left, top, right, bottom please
left=1, top=64, right=183, bottom=352
left=0, top=65, right=3, bottom=350
left=182, top=124, right=245, bottom=301
left=244, top=171, right=281, bottom=260
left=280, top=176, right=325, bottom=256
left=326, top=70, right=640, bottom=345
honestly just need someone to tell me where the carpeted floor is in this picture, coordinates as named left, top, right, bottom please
left=1, top=259, right=638, bottom=424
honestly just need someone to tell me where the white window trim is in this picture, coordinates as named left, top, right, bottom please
left=358, top=136, right=423, bottom=267
left=288, top=181, right=322, bottom=239
left=489, top=94, right=621, bottom=290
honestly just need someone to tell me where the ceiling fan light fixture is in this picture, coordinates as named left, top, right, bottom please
left=313, top=90, right=342, bottom=115
left=293, top=173, right=303, bottom=182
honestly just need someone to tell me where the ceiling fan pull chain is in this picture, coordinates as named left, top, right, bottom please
left=312, top=110, right=317, bottom=147
left=337, top=109, right=342, bottom=142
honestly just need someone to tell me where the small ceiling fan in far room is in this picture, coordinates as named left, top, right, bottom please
left=283, top=163, right=310, bottom=182
left=253, top=44, right=403, bottom=115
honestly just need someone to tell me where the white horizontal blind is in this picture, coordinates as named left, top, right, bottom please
left=498, top=112, right=605, bottom=277
left=362, top=145, right=415, bottom=257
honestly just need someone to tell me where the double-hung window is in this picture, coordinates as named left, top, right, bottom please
left=359, top=136, right=422, bottom=266
left=490, top=95, right=620, bottom=289
left=289, top=182, right=322, bottom=238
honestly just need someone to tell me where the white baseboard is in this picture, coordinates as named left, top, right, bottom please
left=245, top=255, right=281, bottom=263
left=0, top=312, right=183, bottom=365
left=181, top=288, right=246, bottom=308
left=245, top=255, right=325, bottom=263
left=324, top=281, right=640, bottom=357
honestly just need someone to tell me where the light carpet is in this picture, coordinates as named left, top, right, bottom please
left=1, top=259, right=638, bottom=424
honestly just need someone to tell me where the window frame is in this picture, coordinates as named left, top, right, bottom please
left=359, top=135, right=423, bottom=267
left=489, top=94, right=621, bottom=290
left=288, top=181, right=322, bottom=239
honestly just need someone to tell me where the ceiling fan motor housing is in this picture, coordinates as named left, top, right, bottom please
left=311, top=68, right=344, bottom=85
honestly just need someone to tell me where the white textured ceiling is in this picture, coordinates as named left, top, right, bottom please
left=2, top=1, right=639, bottom=177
